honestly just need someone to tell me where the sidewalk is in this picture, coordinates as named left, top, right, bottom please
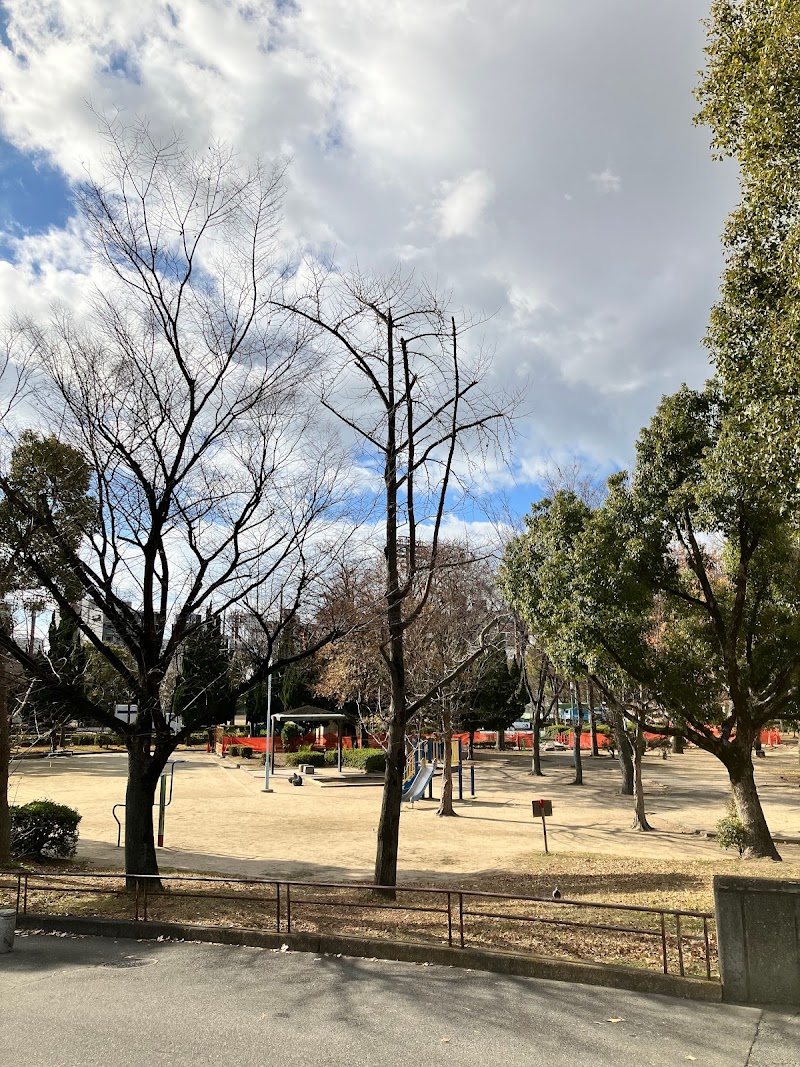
left=2, top=932, right=798, bottom=1067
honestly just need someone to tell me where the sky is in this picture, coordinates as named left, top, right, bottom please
left=0, top=0, right=739, bottom=522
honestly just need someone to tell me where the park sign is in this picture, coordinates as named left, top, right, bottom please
left=532, top=798, right=553, bottom=853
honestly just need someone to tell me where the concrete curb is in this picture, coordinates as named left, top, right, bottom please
left=16, top=913, right=721, bottom=1002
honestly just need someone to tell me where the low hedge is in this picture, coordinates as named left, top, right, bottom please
left=282, top=746, right=386, bottom=772
left=285, top=748, right=326, bottom=768
left=340, top=747, right=386, bottom=773
left=10, top=799, right=81, bottom=859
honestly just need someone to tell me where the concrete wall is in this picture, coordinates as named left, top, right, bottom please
left=714, top=875, right=800, bottom=1005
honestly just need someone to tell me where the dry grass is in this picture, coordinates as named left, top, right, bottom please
left=0, top=854, right=751, bottom=980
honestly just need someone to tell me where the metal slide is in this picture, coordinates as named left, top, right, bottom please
left=401, top=761, right=436, bottom=804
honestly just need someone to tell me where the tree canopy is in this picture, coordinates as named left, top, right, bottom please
left=501, top=382, right=800, bottom=858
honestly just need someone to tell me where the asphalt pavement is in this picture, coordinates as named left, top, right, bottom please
left=2, top=932, right=799, bottom=1067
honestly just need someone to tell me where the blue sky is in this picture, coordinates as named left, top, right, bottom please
left=0, top=138, right=72, bottom=237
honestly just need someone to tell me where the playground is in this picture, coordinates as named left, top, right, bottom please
left=8, top=742, right=800, bottom=909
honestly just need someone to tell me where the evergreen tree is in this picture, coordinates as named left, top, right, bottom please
left=172, top=614, right=235, bottom=730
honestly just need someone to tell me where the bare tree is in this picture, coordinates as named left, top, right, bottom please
left=275, top=267, right=515, bottom=888
left=0, top=119, right=352, bottom=879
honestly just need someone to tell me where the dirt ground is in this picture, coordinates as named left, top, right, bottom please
left=8, top=742, right=800, bottom=888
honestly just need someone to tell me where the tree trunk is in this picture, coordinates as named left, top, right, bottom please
left=616, top=727, right=634, bottom=795
left=631, top=723, right=653, bottom=831
left=495, top=726, right=506, bottom=751
left=607, top=705, right=634, bottom=795
left=588, top=680, right=599, bottom=756
left=532, top=700, right=543, bottom=777
left=571, top=684, right=583, bottom=785
left=437, top=707, right=456, bottom=817
left=124, top=750, right=162, bottom=885
left=671, top=730, right=684, bottom=754
left=467, top=728, right=475, bottom=762
left=0, top=652, right=11, bottom=865
left=374, top=706, right=406, bottom=889
left=728, top=748, right=781, bottom=860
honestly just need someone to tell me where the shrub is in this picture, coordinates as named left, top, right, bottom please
left=10, top=800, right=81, bottom=859
left=717, top=814, right=748, bottom=857
left=186, top=732, right=208, bottom=747
left=240, top=746, right=253, bottom=759
left=285, top=748, right=326, bottom=768
left=227, top=744, right=242, bottom=758
left=281, top=721, right=303, bottom=749
left=343, top=747, right=386, bottom=773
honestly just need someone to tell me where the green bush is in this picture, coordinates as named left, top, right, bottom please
left=10, top=800, right=81, bottom=859
left=240, top=746, right=253, bottom=759
left=186, top=732, right=208, bottom=746
left=717, top=813, right=748, bottom=857
left=285, top=748, right=326, bottom=767
left=343, top=747, right=386, bottom=773
left=281, top=721, right=303, bottom=749
left=227, top=744, right=242, bottom=758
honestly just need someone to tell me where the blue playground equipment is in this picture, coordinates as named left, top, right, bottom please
left=404, top=737, right=475, bottom=801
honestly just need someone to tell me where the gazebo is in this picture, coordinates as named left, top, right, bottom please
left=270, top=708, right=354, bottom=774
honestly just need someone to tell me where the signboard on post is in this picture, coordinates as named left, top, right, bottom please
left=532, top=798, right=553, bottom=853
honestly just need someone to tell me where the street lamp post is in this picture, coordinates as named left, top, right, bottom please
left=263, top=669, right=273, bottom=793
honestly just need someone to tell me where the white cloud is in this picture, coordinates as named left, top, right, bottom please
left=437, top=169, right=495, bottom=239
left=0, top=0, right=740, bottom=500
left=589, top=167, right=622, bottom=194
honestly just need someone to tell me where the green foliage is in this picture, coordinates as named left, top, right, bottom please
left=282, top=746, right=384, bottom=771
left=695, top=1, right=800, bottom=497
left=717, top=813, right=749, bottom=857
left=240, top=746, right=253, bottom=759
left=10, top=800, right=81, bottom=858
left=501, top=383, right=800, bottom=738
left=244, top=679, right=269, bottom=732
left=280, top=721, right=303, bottom=748
left=461, top=640, right=527, bottom=734
left=172, top=614, right=234, bottom=729
left=272, top=624, right=318, bottom=714
left=0, top=432, right=95, bottom=599
left=339, top=747, right=386, bottom=773
left=284, top=748, right=327, bottom=767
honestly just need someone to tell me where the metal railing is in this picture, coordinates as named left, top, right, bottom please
left=0, top=870, right=717, bottom=981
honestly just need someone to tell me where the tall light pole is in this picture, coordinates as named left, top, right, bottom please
left=262, top=668, right=273, bottom=793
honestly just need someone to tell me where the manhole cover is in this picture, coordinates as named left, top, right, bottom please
left=102, top=956, right=157, bottom=969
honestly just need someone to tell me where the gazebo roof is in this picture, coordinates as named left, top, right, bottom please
left=271, top=707, right=352, bottom=723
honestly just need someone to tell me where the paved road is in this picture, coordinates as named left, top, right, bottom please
left=2, top=933, right=799, bottom=1067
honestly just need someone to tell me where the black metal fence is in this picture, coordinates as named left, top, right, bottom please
left=0, top=870, right=717, bottom=981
